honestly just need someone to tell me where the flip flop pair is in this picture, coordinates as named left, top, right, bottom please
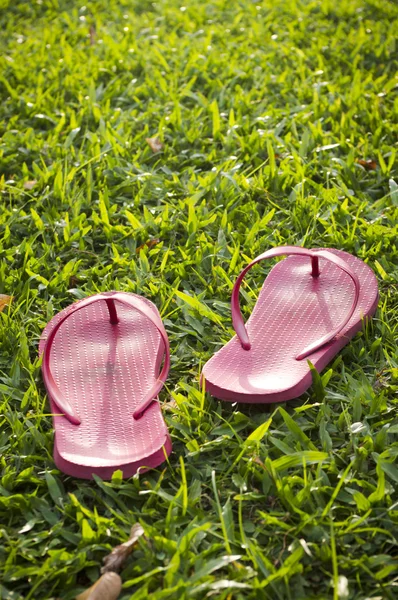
left=40, top=247, right=378, bottom=479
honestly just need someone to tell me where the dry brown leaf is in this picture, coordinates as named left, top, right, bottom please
left=0, top=295, right=12, bottom=313
left=146, top=137, right=163, bottom=153
left=357, top=158, right=377, bottom=171
left=69, top=275, right=79, bottom=288
left=75, top=572, right=122, bottom=600
left=89, top=25, right=96, bottom=46
left=164, top=398, right=178, bottom=412
left=23, top=180, right=37, bottom=190
left=101, top=523, right=145, bottom=574
left=136, top=238, right=160, bottom=253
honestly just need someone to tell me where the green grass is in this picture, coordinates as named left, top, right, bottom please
left=1, top=0, right=398, bottom=598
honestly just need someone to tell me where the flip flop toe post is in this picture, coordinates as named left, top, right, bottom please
left=40, top=292, right=172, bottom=479
left=203, top=246, right=378, bottom=404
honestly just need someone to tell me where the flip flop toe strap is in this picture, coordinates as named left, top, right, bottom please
left=41, top=292, right=170, bottom=425
left=231, top=246, right=360, bottom=359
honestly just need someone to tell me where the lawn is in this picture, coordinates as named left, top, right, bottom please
left=1, top=0, right=398, bottom=598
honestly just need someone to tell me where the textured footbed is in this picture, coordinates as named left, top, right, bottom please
left=203, top=249, right=379, bottom=403
left=39, top=293, right=171, bottom=479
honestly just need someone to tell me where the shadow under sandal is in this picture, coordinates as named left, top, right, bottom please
left=202, top=246, right=379, bottom=404
left=39, top=291, right=172, bottom=479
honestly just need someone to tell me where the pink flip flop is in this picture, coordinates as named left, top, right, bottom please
left=39, top=291, right=172, bottom=479
left=202, top=246, right=379, bottom=404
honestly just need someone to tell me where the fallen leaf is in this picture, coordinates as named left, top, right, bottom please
left=146, top=137, right=163, bottom=153
left=101, top=523, right=145, bottom=574
left=357, top=159, right=377, bottom=170
left=0, top=295, right=12, bottom=312
left=253, top=457, right=267, bottom=470
left=136, top=239, right=160, bottom=253
left=69, top=275, right=79, bottom=288
left=164, top=398, right=178, bottom=412
left=90, top=25, right=96, bottom=46
left=23, top=180, right=37, bottom=190
left=76, top=572, right=122, bottom=600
